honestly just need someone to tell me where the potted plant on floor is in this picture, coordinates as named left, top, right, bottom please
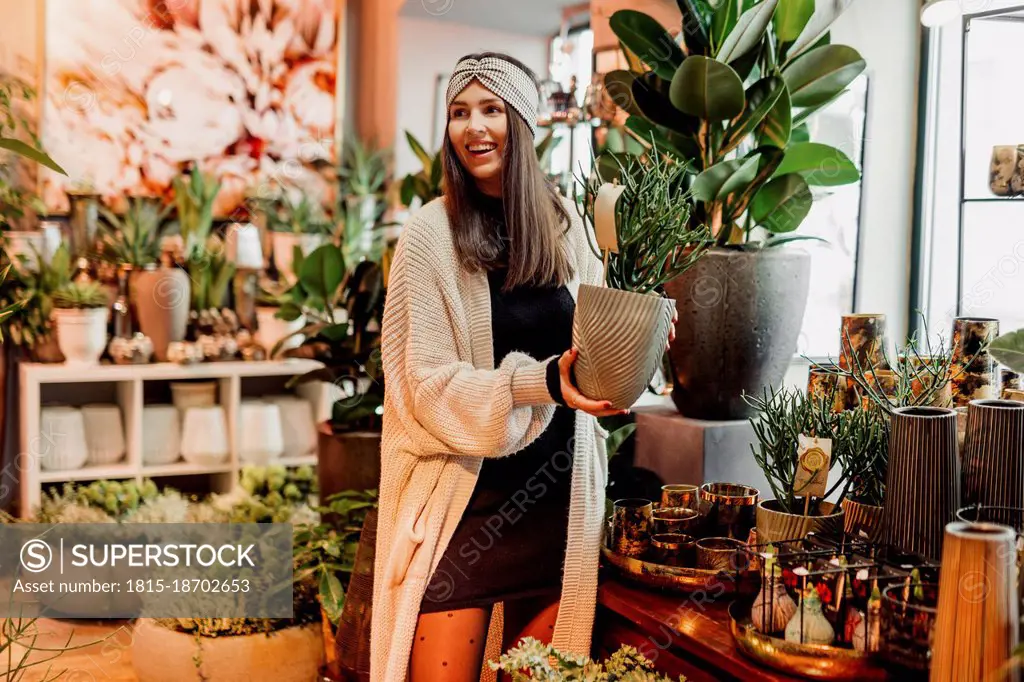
left=51, top=280, right=109, bottom=365
left=609, top=0, right=866, bottom=419
left=745, top=386, right=887, bottom=544
left=574, top=146, right=711, bottom=409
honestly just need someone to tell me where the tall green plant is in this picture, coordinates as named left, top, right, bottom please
left=97, top=197, right=171, bottom=267
left=172, top=170, right=220, bottom=254
left=609, top=0, right=864, bottom=246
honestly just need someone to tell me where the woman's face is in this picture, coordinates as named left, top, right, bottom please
left=447, top=81, right=508, bottom=197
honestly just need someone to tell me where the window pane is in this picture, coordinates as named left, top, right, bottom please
left=960, top=201, right=1024, bottom=332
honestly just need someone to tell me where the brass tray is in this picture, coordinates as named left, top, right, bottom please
left=600, top=545, right=755, bottom=595
left=728, top=602, right=887, bottom=681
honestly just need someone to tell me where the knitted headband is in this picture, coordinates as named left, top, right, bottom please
left=445, top=56, right=539, bottom=137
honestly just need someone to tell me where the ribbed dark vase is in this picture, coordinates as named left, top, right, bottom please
left=882, top=406, right=960, bottom=560
left=963, top=399, right=1024, bottom=524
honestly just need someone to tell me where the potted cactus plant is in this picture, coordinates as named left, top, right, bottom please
left=51, top=280, right=109, bottom=365
left=574, top=146, right=710, bottom=409
left=609, top=0, right=866, bottom=419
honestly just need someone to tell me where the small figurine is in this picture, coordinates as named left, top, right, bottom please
left=108, top=333, right=154, bottom=365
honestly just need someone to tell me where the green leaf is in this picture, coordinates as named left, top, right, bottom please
left=319, top=571, right=345, bottom=624
left=624, top=116, right=699, bottom=160
left=774, top=142, right=859, bottom=185
left=764, top=233, right=829, bottom=247
left=787, top=0, right=854, bottom=60
left=774, top=0, right=815, bottom=42
left=716, top=0, right=779, bottom=65
left=400, top=174, right=416, bottom=206
left=791, top=122, right=810, bottom=142
left=276, top=301, right=304, bottom=322
left=782, top=44, right=865, bottom=107
left=429, top=152, right=443, bottom=189
left=404, top=131, right=433, bottom=176
left=604, top=70, right=641, bottom=117
left=606, top=423, right=637, bottom=460
left=669, top=56, right=745, bottom=121
left=792, top=86, right=848, bottom=126
left=299, top=244, right=345, bottom=301
left=751, top=173, right=812, bottom=233
left=991, top=330, right=1024, bottom=374
left=677, top=0, right=713, bottom=53
left=634, top=72, right=699, bottom=135
left=0, top=137, right=66, bottom=175
left=711, top=0, right=743, bottom=52
left=724, top=146, right=784, bottom=220
left=757, top=81, right=792, bottom=148
left=721, top=76, right=785, bottom=154
left=609, top=11, right=684, bottom=81
left=692, top=155, right=760, bottom=201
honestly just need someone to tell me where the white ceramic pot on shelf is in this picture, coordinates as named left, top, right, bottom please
left=80, top=403, right=126, bottom=465
left=39, top=407, right=88, bottom=471
left=142, top=405, right=181, bottom=465
left=272, top=232, right=327, bottom=283
left=267, top=395, right=317, bottom=458
left=170, top=381, right=217, bottom=411
left=238, top=400, right=284, bottom=464
left=53, top=308, right=109, bottom=366
left=255, top=307, right=305, bottom=358
left=180, top=406, right=229, bottom=466
left=295, top=381, right=344, bottom=424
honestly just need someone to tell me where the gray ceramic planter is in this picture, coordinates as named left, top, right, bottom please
left=665, top=247, right=811, bottom=420
left=572, top=284, right=675, bottom=410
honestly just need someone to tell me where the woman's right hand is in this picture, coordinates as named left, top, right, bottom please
left=557, top=348, right=630, bottom=417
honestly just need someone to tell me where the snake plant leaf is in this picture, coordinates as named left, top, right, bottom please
left=0, top=137, right=66, bottom=175
left=299, top=244, right=345, bottom=302
left=724, top=146, right=784, bottom=220
left=751, top=172, right=812, bottom=233
left=774, top=142, right=860, bottom=186
left=676, top=0, right=714, bottom=53
left=692, top=155, right=760, bottom=201
left=757, top=80, right=792, bottom=148
left=609, top=10, right=684, bottom=81
left=429, top=152, right=442, bottom=189
left=787, top=0, right=855, bottom=61
left=404, top=131, right=433, bottom=176
left=721, top=75, right=785, bottom=155
left=633, top=72, right=699, bottom=135
left=715, top=0, right=779, bottom=65
left=604, top=70, right=642, bottom=117
left=783, top=44, right=865, bottom=107
left=990, top=330, right=1024, bottom=374
left=670, top=56, right=745, bottom=121
left=773, top=0, right=815, bottom=42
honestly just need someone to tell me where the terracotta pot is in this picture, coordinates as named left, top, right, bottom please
left=132, top=266, right=190, bottom=362
left=840, top=498, right=885, bottom=541
left=131, top=620, right=324, bottom=682
left=572, top=284, right=675, bottom=410
left=755, top=499, right=844, bottom=545
left=317, top=423, right=381, bottom=503
left=53, top=308, right=108, bottom=366
left=666, top=247, right=810, bottom=420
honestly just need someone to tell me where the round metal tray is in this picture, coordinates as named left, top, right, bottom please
left=728, top=602, right=887, bottom=681
left=600, top=545, right=754, bottom=595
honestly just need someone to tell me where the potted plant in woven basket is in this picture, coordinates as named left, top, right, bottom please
left=574, top=147, right=711, bottom=410
left=608, top=0, right=866, bottom=419
left=745, top=386, right=888, bottom=544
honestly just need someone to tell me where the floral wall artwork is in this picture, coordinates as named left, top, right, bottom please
left=41, top=0, right=339, bottom=216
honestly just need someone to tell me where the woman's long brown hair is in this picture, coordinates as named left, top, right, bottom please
left=443, top=52, right=574, bottom=290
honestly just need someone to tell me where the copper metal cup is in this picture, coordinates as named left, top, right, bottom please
left=660, top=484, right=699, bottom=510
left=649, top=533, right=695, bottom=566
left=652, top=506, right=702, bottom=536
left=612, top=498, right=653, bottom=557
left=695, top=536, right=746, bottom=572
left=699, top=482, right=759, bottom=540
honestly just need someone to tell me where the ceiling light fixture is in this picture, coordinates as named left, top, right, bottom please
left=920, top=0, right=962, bottom=27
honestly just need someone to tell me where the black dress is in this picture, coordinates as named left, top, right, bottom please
left=420, top=197, right=576, bottom=613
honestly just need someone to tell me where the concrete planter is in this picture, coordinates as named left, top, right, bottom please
left=665, top=247, right=810, bottom=420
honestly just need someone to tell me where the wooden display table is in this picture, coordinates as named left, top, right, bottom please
left=593, top=577, right=891, bottom=682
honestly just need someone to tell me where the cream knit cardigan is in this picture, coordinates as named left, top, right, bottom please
left=371, top=196, right=609, bottom=682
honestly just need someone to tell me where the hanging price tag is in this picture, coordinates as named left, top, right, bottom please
left=794, top=434, right=831, bottom=500
left=594, top=183, right=625, bottom=253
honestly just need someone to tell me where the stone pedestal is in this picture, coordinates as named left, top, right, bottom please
left=633, top=403, right=771, bottom=496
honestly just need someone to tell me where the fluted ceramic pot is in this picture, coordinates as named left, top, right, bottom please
left=840, top=498, right=885, bottom=541
left=755, top=499, right=844, bottom=545
left=962, top=399, right=1024, bottom=514
left=132, top=265, right=190, bottom=362
left=950, top=317, right=999, bottom=407
left=572, top=284, right=674, bottom=410
left=839, top=314, right=888, bottom=410
left=882, top=406, right=960, bottom=559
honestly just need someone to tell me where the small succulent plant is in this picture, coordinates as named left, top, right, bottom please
left=52, top=281, right=109, bottom=309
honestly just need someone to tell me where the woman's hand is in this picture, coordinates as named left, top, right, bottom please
left=557, top=349, right=630, bottom=417
left=667, top=307, right=678, bottom=351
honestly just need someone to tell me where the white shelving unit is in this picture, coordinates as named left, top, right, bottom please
left=19, top=359, right=323, bottom=517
